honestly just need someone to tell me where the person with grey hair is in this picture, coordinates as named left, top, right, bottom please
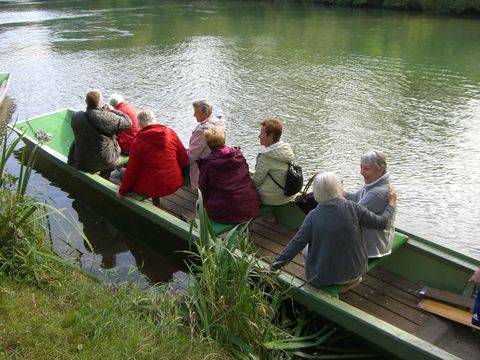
left=187, top=99, right=225, bottom=190
left=108, top=93, right=140, bottom=154
left=117, top=109, right=188, bottom=206
left=270, top=172, right=396, bottom=290
left=344, top=149, right=395, bottom=258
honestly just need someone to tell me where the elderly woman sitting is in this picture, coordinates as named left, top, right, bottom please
left=253, top=118, right=297, bottom=205
left=344, top=149, right=395, bottom=258
left=117, top=109, right=188, bottom=205
left=271, top=172, right=396, bottom=289
left=197, top=127, right=260, bottom=224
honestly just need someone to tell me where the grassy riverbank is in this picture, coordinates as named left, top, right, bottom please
left=0, top=132, right=226, bottom=359
left=0, top=275, right=227, bottom=359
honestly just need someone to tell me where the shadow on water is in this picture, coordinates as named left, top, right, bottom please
left=13, top=145, right=190, bottom=285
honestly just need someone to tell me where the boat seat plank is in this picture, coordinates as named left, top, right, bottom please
left=250, top=221, right=292, bottom=246
left=418, top=286, right=475, bottom=310
left=254, top=217, right=297, bottom=238
left=250, top=231, right=305, bottom=268
left=418, top=299, right=480, bottom=330
left=160, top=198, right=196, bottom=220
left=175, top=186, right=199, bottom=203
left=343, top=282, right=429, bottom=326
left=255, top=247, right=306, bottom=280
left=368, top=267, right=422, bottom=294
left=340, top=291, right=420, bottom=334
left=163, top=193, right=197, bottom=213
left=360, top=273, right=421, bottom=308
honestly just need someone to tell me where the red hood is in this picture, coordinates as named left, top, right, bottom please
left=136, top=124, right=169, bottom=148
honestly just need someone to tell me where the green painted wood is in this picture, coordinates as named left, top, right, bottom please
left=0, top=72, right=11, bottom=105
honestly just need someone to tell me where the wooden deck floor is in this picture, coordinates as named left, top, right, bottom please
left=162, top=185, right=480, bottom=359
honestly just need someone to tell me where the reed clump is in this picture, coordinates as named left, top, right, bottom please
left=185, top=217, right=285, bottom=358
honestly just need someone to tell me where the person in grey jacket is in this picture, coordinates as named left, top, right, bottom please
left=253, top=118, right=297, bottom=205
left=68, top=89, right=131, bottom=178
left=270, top=172, right=396, bottom=289
left=344, top=150, right=395, bottom=258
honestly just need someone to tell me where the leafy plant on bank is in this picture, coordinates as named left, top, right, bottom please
left=184, top=194, right=378, bottom=359
left=0, top=127, right=93, bottom=285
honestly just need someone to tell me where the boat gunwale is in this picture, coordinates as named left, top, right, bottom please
left=0, top=72, right=11, bottom=106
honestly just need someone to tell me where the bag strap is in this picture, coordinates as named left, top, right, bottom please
left=85, top=111, right=112, bottom=138
left=268, top=161, right=292, bottom=191
left=302, top=172, right=320, bottom=198
left=268, top=172, right=284, bottom=190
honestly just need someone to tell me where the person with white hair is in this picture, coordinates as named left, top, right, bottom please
left=117, top=109, right=188, bottom=206
left=344, top=149, right=395, bottom=258
left=270, top=171, right=396, bottom=289
left=187, top=100, right=225, bottom=190
left=109, top=93, right=140, bottom=154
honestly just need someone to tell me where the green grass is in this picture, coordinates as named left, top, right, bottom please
left=0, top=274, right=228, bottom=359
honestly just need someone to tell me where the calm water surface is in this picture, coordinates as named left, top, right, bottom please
left=1, top=0, right=479, bottom=280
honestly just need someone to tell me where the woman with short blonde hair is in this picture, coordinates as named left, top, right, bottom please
left=197, top=128, right=260, bottom=224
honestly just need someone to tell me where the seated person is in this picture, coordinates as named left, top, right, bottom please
left=117, top=109, right=188, bottom=205
left=270, top=172, right=396, bottom=289
left=68, top=89, right=132, bottom=179
left=197, top=127, right=260, bottom=224
left=253, top=118, right=297, bottom=205
left=344, top=149, right=395, bottom=258
left=187, top=100, right=225, bottom=190
left=109, top=93, right=140, bottom=154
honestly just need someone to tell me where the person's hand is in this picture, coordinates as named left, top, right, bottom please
left=116, top=192, right=123, bottom=199
left=103, top=104, right=114, bottom=112
left=388, top=185, right=397, bottom=207
left=469, top=268, right=480, bottom=286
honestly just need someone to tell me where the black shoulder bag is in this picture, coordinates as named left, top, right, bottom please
left=268, top=162, right=303, bottom=197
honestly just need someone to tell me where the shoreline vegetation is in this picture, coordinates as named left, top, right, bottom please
left=261, top=0, right=480, bottom=14
left=0, top=129, right=378, bottom=358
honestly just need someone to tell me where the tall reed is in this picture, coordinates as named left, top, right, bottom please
left=184, top=195, right=286, bottom=358
left=0, top=127, right=94, bottom=284
left=184, top=193, right=381, bottom=358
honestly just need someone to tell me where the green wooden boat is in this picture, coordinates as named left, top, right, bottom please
left=9, top=109, right=480, bottom=359
left=0, top=72, right=11, bottom=106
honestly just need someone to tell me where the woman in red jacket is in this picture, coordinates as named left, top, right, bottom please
left=117, top=109, right=188, bottom=206
left=197, top=127, right=260, bottom=224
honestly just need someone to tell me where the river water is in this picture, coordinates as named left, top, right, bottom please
left=0, top=1, right=479, bottom=281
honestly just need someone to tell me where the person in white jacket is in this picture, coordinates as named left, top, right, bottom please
left=253, top=119, right=297, bottom=205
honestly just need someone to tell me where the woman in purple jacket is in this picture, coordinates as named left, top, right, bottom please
left=197, top=127, right=260, bottom=224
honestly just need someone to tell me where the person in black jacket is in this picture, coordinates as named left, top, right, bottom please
left=68, top=89, right=131, bottom=179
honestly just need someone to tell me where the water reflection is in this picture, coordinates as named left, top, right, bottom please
left=71, top=198, right=180, bottom=284
left=72, top=199, right=129, bottom=270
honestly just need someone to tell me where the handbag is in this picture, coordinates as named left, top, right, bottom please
left=294, top=172, right=319, bottom=214
left=268, top=162, right=304, bottom=197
